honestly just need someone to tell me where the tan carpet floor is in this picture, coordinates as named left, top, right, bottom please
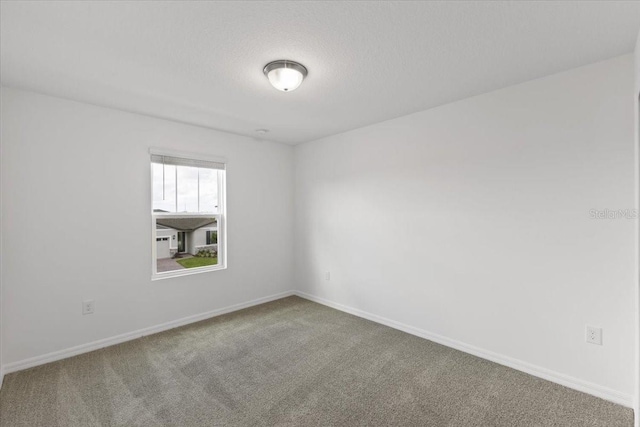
left=0, top=296, right=633, bottom=426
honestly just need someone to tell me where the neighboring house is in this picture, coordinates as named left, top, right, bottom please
left=155, top=217, right=217, bottom=259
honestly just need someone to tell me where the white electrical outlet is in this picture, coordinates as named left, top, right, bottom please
left=324, top=272, right=330, bottom=281
left=586, top=326, right=602, bottom=345
left=82, top=300, right=95, bottom=315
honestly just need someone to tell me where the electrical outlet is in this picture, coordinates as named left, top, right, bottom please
left=324, top=272, right=331, bottom=281
left=82, top=300, right=95, bottom=315
left=586, top=326, right=602, bottom=345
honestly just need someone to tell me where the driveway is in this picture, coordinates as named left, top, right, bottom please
left=157, top=257, right=186, bottom=273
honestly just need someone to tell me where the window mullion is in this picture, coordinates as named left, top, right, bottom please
left=175, top=165, right=178, bottom=213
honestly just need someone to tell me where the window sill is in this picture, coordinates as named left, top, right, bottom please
left=152, top=264, right=227, bottom=281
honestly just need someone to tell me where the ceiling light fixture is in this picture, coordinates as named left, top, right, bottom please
left=263, top=60, right=308, bottom=92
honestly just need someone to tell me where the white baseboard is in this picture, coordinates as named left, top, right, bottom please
left=294, top=290, right=634, bottom=409
left=1, top=289, right=633, bottom=410
left=2, top=290, right=295, bottom=376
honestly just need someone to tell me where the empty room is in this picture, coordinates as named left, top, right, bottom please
left=1, top=1, right=640, bottom=426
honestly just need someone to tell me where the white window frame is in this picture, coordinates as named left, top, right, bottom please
left=150, top=148, right=227, bottom=281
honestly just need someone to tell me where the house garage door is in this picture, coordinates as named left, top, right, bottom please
left=156, top=238, right=170, bottom=259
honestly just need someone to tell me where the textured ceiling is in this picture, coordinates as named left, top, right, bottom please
left=2, top=1, right=640, bottom=145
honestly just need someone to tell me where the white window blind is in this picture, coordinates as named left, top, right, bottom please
left=151, top=154, right=225, bottom=171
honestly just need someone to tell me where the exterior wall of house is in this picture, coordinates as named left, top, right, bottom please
left=186, top=227, right=217, bottom=255
left=186, top=231, right=196, bottom=255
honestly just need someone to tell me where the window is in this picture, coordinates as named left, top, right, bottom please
left=151, top=149, right=226, bottom=279
left=206, top=230, right=217, bottom=245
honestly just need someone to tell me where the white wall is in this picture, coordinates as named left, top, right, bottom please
left=0, top=87, right=3, bottom=388
left=0, top=87, right=294, bottom=366
left=294, top=55, right=636, bottom=403
left=191, top=227, right=215, bottom=251
left=634, top=30, right=640, bottom=426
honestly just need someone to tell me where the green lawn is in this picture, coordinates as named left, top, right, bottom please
left=176, top=257, right=218, bottom=268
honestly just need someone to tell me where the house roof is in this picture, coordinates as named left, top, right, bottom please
left=156, top=217, right=217, bottom=232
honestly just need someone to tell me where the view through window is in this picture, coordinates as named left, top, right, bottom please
left=151, top=152, right=225, bottom=277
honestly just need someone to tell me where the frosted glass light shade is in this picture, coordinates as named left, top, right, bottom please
left=263, top=60, right=308, bottom=92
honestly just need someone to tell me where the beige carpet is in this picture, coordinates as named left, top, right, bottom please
left=0, top=296, right=633, bottom=426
